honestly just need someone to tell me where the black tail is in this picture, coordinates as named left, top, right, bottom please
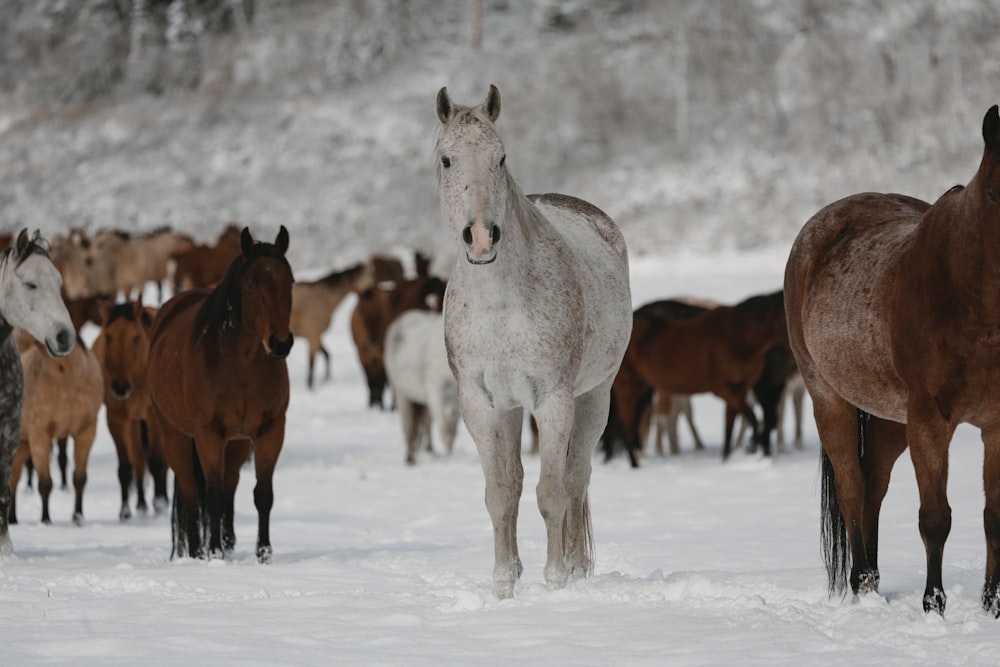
left=820, top=408, right=868, bottom=596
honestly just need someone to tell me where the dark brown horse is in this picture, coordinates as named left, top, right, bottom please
left=92, top=298, right=169, bottom=520
left=609, top=292, right=788, bottom=466
left=148, top=227, right=294, bottom=562
left=785, top=105, right=1000, bottom=617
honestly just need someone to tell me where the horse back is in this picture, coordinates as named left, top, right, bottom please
left=785, top=192, right=928, bottom=421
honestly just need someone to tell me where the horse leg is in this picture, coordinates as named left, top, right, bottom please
left=427, top=384, right=458, bottom=457
left=7, top=440, right=31, bottom=526
left=906, top=406, right=954, bottom=615
left=0, top=434, right=16, bottom=554
left=251, top=418, right=286, bottom=564
left=464, top=394, right=523, bottom=598
left=193, top=433, right=229, bottom=560
left=223, top=440, right=252, bottom=558
left=563, top=377, right=615, bottom=580
left=320, top=343, right=331, bottom=382
left=982, top=426, right=1000, bottom=616
left=56, top=437, right=69, bottom=490
left=25, top=431, right=55, bottom=524
left=663, top=394, right=681, bottom=456
left=161, top=420, right=202, bottom=559
left=399, top=398, right=422, bottom=465
left=684, top=398, right=706, bottom=450
left=128, top=419, right=149, bottom=514
left=792, top=381, right=806, bottom=449
left=306, top=346, right=316, bottom=390
left=144, top=418, right=170, bottom=514
left=534, top=388, right=579, bottom=589
left=71, top=421, right=99, bottom=525
left=107, top=412, right=134, bottom=520
left=859, top=415, right=908, bottom=591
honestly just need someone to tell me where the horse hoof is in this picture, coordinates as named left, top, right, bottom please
left=119, top=507, right=132, bottom=522
left=0, top=535, right=11, bottom=557
left=153, top=497, right=169, bottom=515
left=257, top=546, right=273, bottom=564
left=982, top=583, right=1000, bottom=618
left=857, top=569, right=880, bottom=595
left=923, top=587, right=946, bottom=615
left=72, top=513, right=84, bottom=526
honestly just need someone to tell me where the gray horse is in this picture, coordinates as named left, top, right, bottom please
left=436, top=85, right=632, bottom=598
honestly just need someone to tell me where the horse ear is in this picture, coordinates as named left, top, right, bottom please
left=275, top=225, right=289, bottom=255
left=483, top=84, right=501, bottom=122
left=436, top=87, right=453, bottom=124
left=983, top=105, right=999, bottom=149
left=97, top=298, right=114, bottom=326
left=15, top=228, right=29, bottom=255
left=240, top=227, right=254, bottom=256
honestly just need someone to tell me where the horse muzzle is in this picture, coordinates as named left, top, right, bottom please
left=266, top=334, right=294, bottom=360
left=463, top=219, right=500, bottom=265
left=45, top=328, right=75, bottom=358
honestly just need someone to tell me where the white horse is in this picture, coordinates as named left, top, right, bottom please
left=436, top=85, right=632, bottom=598
left=384, top=310, right=460, bottom=465
left=0, top=230, right=76, bottom=555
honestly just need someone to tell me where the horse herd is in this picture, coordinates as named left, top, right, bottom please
left=0, top=86, right=998, bottom=619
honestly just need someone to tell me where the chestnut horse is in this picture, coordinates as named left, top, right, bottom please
left=148, top=227, right=294, bottom=562
left=610, top=292, right=788, bottom=467
left=0, top=230, right=75, bottom=553
left=436, top=85, right=632, bottom=598
left=784, top=105, right=1000, bottom=617
left=92, top=299, right=169, bottom=519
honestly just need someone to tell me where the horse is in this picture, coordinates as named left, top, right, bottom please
left=384, top=310, right=460, bottom=465
left=91, top=298, right=169, bottom=520
left=436, top=85, right=632, bottom=598
left=290, top=260, right=375, bottom=389
left=147, top=226, right=293, bottom=562
left=111, top=227, right=195, bottom=303
left=350, top=276, right=448, bottom=409
left=9, top=329, right=103, bottom=525
left=171, top=224, right=242, bottom=293
left=649, top=393, right=705, bottom=456
left=610, top=292, right=788, bottom=466
left=784, top=104, right=1000, bottom=617
left=0, top=230, right=75, bottom=554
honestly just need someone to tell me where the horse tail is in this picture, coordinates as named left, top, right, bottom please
left=819, top=407, right=868, bottom=596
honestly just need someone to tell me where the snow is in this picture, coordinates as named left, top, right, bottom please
left=3, top=246, right=998, bottom=666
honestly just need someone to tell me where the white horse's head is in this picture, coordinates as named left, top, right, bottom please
left=436, top=84, right=508, bottom=266
left=1, top=230, right=75, bottom=357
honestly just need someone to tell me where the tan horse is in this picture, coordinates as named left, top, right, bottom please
left=9, top=330, right=103, bottom=525
left=91, top=299, right=169, bottom=520
left=290, top=261, right=375, bottom=389
left=784, top=105, right=1000, bottom=617
left=110, top=228, right=195, bottom=302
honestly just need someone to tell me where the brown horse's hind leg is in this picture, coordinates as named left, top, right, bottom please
left=980, top=427, right=1000, bottom=616
left=143, top=418, right=170, bottom=514
left=223, top=440, right=252, bottom=558
left=193, top=433, right=229, bottom=560
left=128, top=419, right=149, bottom=514
left=906, top=406, right=955, bottom=615
left=162, top=424, right=203, bottom=559
left=859, top=415, right=908, bottom=590
left=813, top=390, right=874, bottom=598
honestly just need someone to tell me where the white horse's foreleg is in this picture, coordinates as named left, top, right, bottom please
left=464, top=396, right=524, bottom=598
left=534, top=387, right=577, bottom=589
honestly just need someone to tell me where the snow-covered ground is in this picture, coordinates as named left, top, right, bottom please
left=3, top=247, right=998, bottom=666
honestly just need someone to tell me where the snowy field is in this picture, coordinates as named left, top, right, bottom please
left=2, top=247, right=998, bottom=665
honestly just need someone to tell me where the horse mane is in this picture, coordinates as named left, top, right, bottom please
left=317, top=262, right=364, bottom=287
left=934, top=184, right=965, bottom=204
left=192, top=239, right=290, bottom=340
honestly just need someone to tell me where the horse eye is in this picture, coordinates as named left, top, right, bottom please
left=441, top=156, right=451, bottom=169
left=25, top=282, right=37, bottom=290
left=499, top=154, right=506, bottom=167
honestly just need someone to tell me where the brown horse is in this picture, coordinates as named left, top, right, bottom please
left=290, top=261, right=375, bottom=389
left=9, top=330, right=103, bottom=525
left=171, top=224, right=242, bottom=293
left=148, top=226, right=293, bottom=562
left=609, top=292, right=788, bottom=467
left=92, top=298, right=169, bottom=520
left=350, top=276, right=447, bottom=408
left=784, top=105, right=1000, bottom=617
